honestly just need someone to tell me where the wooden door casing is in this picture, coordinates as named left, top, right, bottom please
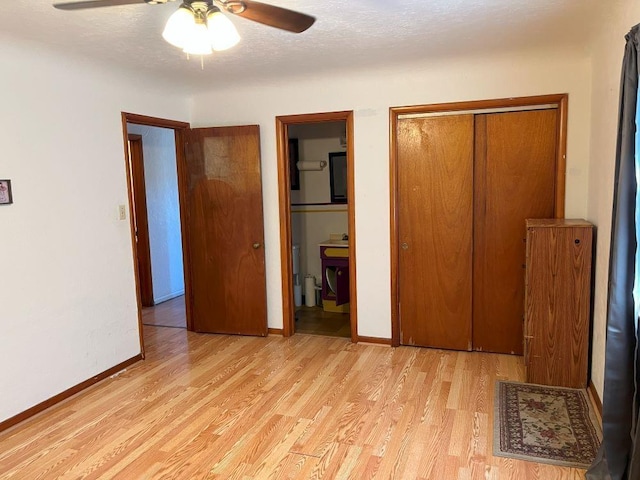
left=276, top=111, right=357, bottom=341
left=397, top=114, right=474, bottom=350
left=128, top=134, right=154, bottom=308
left=184, top=125, right=268, bottom=336
left=472, top=110, right=558, bottom=354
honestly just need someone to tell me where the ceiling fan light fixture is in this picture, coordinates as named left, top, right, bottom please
left=162, top=4, right=196, bottom=48
left=207, top=8, right=240, bottom=51
left=182, top=21, right=213, bottom=55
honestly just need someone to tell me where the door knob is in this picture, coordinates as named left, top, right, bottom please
left=401, top=242, right=409, bottom=250
left=253, top=242, right=261, bottom=249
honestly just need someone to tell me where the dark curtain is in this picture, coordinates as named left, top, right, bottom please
left=587, top=24, right=640, bottom=480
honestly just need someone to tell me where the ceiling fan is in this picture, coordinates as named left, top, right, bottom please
left=53, top=0, right=315, bottom=56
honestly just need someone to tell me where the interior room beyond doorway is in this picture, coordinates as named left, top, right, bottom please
left=142, top=295, right=186, bottom=329
left=288, top=120, right=350, bottom=338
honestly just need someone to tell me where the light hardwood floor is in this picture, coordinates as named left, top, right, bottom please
left=295, top=306, right=350, bottom=338
left=142, top=295, right=186, bottom=329
left=0, top=326, right=587, bottom=479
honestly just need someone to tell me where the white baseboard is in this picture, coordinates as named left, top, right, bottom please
left=154, top=290, right=185, bottom=304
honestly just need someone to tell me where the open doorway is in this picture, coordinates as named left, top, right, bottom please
left=122, top=114, right=269, bottom=355
left=127, top=124, right=186, bottom=330
left=276, top=111, right=357, bottom=341
left=121, top=113, right=191, bottom=356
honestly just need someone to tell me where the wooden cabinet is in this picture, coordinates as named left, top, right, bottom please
left=524, top=219, right=594, bottom=388
left=320, top=245, right=350, bottom=313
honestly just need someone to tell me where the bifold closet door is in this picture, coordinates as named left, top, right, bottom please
left=397, top=114, right=474, bottom=350
left=473, top=110, right=558, bottom=354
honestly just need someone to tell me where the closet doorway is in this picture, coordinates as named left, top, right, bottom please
left=390, top=95, right=567, bottom=354
left=276, top=111, right=357, bottom=341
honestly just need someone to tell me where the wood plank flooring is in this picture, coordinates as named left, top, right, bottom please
left=142, top=296, right=186, bottom=329
left=295, top=306, right=350, bottom=338
left=0, top=327, right=587, bottom=479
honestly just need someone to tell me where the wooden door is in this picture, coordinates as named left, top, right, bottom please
left=184, top=125, right=267, bottom=336
left=128, top=134, right=154, bottom=307
left=397, top=115, right=474, bottom=350
left=473, top=110, right=558, bottom=354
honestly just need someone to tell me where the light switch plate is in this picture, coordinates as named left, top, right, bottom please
left=118, top=204, right=127, bottom=220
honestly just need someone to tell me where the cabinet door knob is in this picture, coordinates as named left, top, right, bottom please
left=253, top=242, right=261, bottom=249
left=401, top=242, right=409, bottom=250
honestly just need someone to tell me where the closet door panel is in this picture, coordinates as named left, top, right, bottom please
left=397, top=115, right=474, bottom=349
left=473, top=110, right=558, bottom=354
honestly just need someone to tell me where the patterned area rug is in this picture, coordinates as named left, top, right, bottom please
left=494, top=381, right=602, bottom=468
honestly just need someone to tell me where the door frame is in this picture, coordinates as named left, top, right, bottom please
left=121, top=113, right=192, bottom=358
left=389, top=94, right=568, bottom=347
left=127, top=133, right=154, bottom=307
left=275, top=111, right=357, bottom=342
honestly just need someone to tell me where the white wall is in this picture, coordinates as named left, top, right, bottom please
left=586, top=2, right=640, bottom=398
left=190, top=47, right=593, bottom=339
left=126, top=124, right=184, bottom=304
left=0, top=37, right=188, bottom=423
left=296, top=138, right=339, bottom=204
left=290, top=122, right=347, bottom=205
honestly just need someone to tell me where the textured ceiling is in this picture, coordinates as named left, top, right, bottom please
left=1, top=1, right=606, bottom=89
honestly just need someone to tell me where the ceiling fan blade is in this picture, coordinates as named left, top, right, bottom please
left=225, top=1, right=315, bottom=33
left=53, top=0, right=146, bottom=10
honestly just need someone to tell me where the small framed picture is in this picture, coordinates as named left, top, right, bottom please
left=0, top=179, right=13, bottom=205
left=289, top=138, right=300, bottom=191
left=328, top=152, right=347, bottom=203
